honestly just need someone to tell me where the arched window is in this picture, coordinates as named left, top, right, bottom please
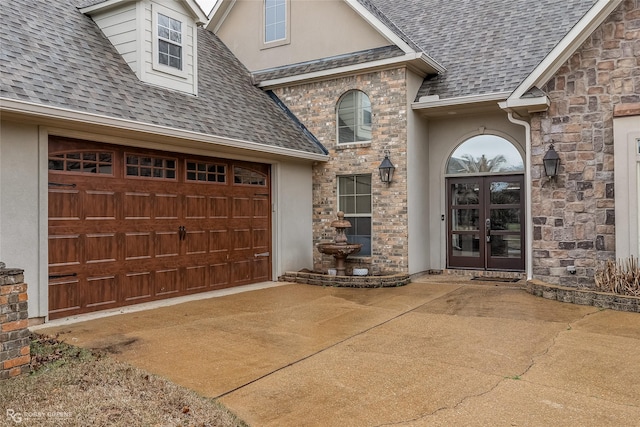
left=337, top=90, right=372, bottom=144
left=446, top=135, right=524, bottom=175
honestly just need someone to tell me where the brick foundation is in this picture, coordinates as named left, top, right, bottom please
left=1, top=263, right=30, bottom=379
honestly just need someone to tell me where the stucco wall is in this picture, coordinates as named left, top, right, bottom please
left=0, top=121, right=43, bottom=317
left=530, top=0, right=640, bottom=286
left=213, top=0, right=389, bottom=72
left=273, top=67, right=409, bottom=274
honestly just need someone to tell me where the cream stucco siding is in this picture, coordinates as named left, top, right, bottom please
left=427, top=112, right=527, bottom=270
left=406, top=70, right=430, bottom=275
left=0, top=121, right=45, bottom=317
left=212, top=0, right=390, bottom=72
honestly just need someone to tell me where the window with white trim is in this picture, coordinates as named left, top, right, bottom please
left=337, top=90, right=372, bottom=144
left=338, top=175, right=372, bottom=256
left=264, top=0, right=288, bottom=45
left=157, top=13, right=182, bottom=70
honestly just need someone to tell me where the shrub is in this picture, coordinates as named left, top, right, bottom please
left=594, top=257, right=640, bottom=296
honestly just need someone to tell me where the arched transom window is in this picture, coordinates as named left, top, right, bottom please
left=447, top=135, right=524, bottom=175
left=337, top=90, right=372, bottom=144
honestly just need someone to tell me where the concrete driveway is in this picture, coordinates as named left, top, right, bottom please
left=36, top=276, right=640, bottom=426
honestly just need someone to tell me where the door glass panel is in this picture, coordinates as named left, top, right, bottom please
left=490, top=209, right=521, bottom=231
left=452, top=235, right=480, bottom=257
left=452, top=209, right=479, bottom=230
left=490, top=181, right=521, bottom=204
left=447, top=135, right=524, bottom=174
left=490, top=236, right=521, bottom=258
left=451, top=183, right=480, bottom=205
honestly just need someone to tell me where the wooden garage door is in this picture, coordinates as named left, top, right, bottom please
left=48, top=137, right=271, bottom=320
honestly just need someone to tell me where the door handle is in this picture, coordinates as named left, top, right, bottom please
left=254, top=252, right=270, bottom=257
left=485, top=218, right=491, bottom=242
left=179, top=226, right=186, bottom=241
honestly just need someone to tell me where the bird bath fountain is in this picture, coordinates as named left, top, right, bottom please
left=316, top=211, right=362, bottom=276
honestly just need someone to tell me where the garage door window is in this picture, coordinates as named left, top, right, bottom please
left=126, top=154, right=176, bottom=179
left=234, top=167, right=266, bottom=185
left=186, top=161, right=226, bottom=183
left=49, top=151, right=113, bottom=175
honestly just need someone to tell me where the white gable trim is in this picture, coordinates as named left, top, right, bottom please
left=81, top=0, right=208, bottom=25
left=509, top=0, right=623, bottom=100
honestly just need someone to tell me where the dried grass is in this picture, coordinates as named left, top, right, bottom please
left=594, top=256, right=640, bottom=296
left=1, top=334, right=247, bottom=427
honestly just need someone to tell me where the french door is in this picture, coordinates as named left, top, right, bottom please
left=447, top=175, right=525, bottom=271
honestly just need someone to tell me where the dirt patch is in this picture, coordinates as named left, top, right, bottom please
left=1, top=333, right=247, bottom=427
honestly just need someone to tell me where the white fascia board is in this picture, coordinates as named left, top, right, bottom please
left=79, top=0, right=134, bottom=14
left=510, top=0, right=623, bottom=100
left=412, top=91, right=511, bottom=110
left=343, top=0, right=414, bottom=54
left=258, top=52, right=442, bottom=89
left=1, top=98, right=328, bottom=162
left=209, top=0, right=236, bottom=32
left=498, top=96, right=550, bottom=114
left=182, top=0, right=210, bottom=25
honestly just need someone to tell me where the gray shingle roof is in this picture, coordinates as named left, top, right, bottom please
left=0, top=0, right=326, bottom=156
left=359, top=0, right=598, bottom=100
left=252, top=45, right=405, bottom=84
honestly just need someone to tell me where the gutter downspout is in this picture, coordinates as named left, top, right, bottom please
left=506, top=112, right=533, bottom=281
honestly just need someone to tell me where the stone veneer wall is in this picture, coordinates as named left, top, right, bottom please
left=529, top=0, right=640, bottom=287
left=273, top=67, right=409, bottom=274
left=1, top=263, right=30, bottom=379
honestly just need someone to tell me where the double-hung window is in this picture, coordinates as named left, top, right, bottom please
left=157, top=13, right=182, bottom=70
left=264, top=0, right=288, bottom=45
left=338, top=175, right=372, bottom=256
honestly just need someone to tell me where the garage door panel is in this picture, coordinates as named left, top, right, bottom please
left=156, top=231, right=180, bottom=257
left=155, top=194, right=180, bottom=219
left=210, top=263, right=230, bottom=287
left=155, top=269, right=180, bottom=296
left=124, top=192, right=152, bottom=219
left=49, top=138, right=271, bottom=319
left=185, top=265, right=208, bottom=291
left=49, top=189, right=81, bottom=220
left=49, top=278, right=81, bottom=316
left=209, top=229, right=229, bottom=253
left=210, top=196, right=229, bottom=218
left=123, top=271, right=152, bottom=301
left=125, top=232, right=153, bottom=260
left=49, top=235, right=81, bottom=267
left=84, top=191, right=117, bottom=220
left=85, top=233, right=118, bottom=264
left=85, top=275, right=118, bottom=308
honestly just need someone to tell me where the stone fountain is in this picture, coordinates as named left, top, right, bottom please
left=317, top=211, right=362, bottom=276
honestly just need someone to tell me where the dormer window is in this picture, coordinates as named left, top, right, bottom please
left=158, top=13, right=182, bottom=70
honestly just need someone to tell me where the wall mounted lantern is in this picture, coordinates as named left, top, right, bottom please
left=543, top=143, right=560, bottom=180
left=378, top=150, right=395, bottom=185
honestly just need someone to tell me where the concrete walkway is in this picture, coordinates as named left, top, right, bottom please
left=37, top=276, right=640, bottom=426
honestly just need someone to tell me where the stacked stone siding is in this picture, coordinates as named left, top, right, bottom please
left=1, top=264, right=30, bottom=379
left=273, top=67, right=409, bottom=274
left=530, top=0, right=640, bottom=286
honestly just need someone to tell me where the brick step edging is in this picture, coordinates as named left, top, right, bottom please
left=527, top=280, right=640, bottom=313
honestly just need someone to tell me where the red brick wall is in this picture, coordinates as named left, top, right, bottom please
left=1, top=265, right=30, bottom=379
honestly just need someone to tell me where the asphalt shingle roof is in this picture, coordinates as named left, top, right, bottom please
left=252, top=45, right=406, bottom=84
left=0, top=0, right=326, bottom=156
left=360, top=0, right=599, bottom=100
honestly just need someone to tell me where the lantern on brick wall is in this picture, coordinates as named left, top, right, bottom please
left=543, top=143, right=560, bottom=180
left=378, top=150, right=395, bottom=185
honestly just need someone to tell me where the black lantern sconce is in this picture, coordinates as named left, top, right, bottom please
left=378, top=149, right=395, bottom=185
left=543, top=143, right=560, bottom=180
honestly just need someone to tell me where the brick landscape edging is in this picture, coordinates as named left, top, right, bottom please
left=1, top=264, right=30, bottom=379
left=527, top=280, right=640, bottom=313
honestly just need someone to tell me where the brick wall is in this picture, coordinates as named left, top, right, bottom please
left=273, top=67, right=409, bottom=274
left=530, top=0, right=640, bottom=286
left=1, top=263, right=30, bottom=379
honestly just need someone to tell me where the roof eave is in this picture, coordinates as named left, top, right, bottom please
left=509, top=0, right=623, bottom=100
left=81, top=0, right=208, bottom=25
left=257, top=53, right=443, bottom=89
left=499, top=96, right=551, bottom=117
left=1, top=98, right=328, bottom=162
